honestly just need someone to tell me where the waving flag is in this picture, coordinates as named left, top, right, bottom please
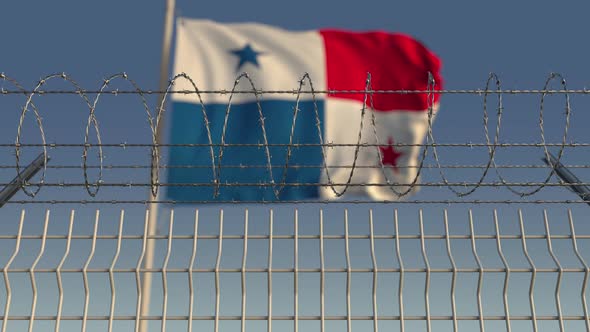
left=167, top=19, right=442, bottom=202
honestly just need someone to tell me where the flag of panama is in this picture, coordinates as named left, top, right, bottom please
left=167, top=18, right=443, bottom=202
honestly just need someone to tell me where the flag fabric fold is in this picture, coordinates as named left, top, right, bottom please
left=167, top=18, right=443, bottom=202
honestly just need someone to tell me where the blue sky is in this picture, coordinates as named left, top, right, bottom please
left=2, top=0, right=590, bottom=205
left=2, top=1, right=590, bottom=331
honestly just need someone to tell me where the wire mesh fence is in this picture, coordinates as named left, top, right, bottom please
left=2, top=207, right=590, bottom=332
left=1, top=72, right=590, bottom=331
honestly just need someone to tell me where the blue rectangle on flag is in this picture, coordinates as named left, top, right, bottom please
left=166, top=100, right=325, bottom=202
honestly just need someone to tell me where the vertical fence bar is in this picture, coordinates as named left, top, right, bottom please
left=108, top=211, right=124, bottom=332
left=188, top=210, right=199, bottom=332
left=161, top=210, right=174, bottom=332
left=394, top=209, right=404, bottom=332
left=293, top=209, right=299, bottom=332
left=319, top=209, right=325, bottom=332
left=344, top=209, right=352, bottom=332
left=544, top=210, right=564, bottom=332
left=141, top=205, right=158, bottom=332
left=443, top=210, right=458, bottom=332
left=369, top=210, right=379, bottom=332
left=135, top=211, right=150, bottom=332
left=469, top=210, right=485, bottom=332
left=519, top=210, right=537, bottom=332
left=56, top=210, right=74, bottom=332
left=214, top=210, right=224, bottom=332
left=82, top=211, right=100, bottom=332
left=568, top=210, right=590, bottom=331
left=2, top=210, right=25, bottom=332
left=419, top=210, right=431, bottom=332
left=494, top=210, right=511, bottom=332
left=28, top=210, right=49, bottom=332
left=268, top=209, right=273, bottom=332
left=241, top=210, right=248, bottom=332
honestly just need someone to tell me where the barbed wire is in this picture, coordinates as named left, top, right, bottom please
left=3, top=143, right=590, bottom=147
left=1, top=71, right=584, bottom=202
left=1, top=163, right=589, bottom=169
left=3, top=89, right=590, bottom=94
left=6, top=181, right=590, bottom=187
left=3, top=200, right=590, bottom=204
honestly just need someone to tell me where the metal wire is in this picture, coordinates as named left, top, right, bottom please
left=443, top=210, right=458, bottom=332
left=344, top=210, right=352, bottom=332
left=268, top=210, right=273, bottom=332
left=2, top=211, right=24, bottom=332
left=2, top=71, right=590, bottom=332
left=134, top=211, right=149, bottom=332
left=369, top=210, right=379, bottom=332
left=1, top=207, right=589, bottom=331
left=108, top=211, right=124, bottom=332
left=5, top=181, right=590, bottom=188
left=82, top=212, right=99, bottom=331
left=3, top=89, right=590, bottom=95
left=394, top=210, right=404, bottom=332
left=569, top=209, right=590, bottom=331
left=469, top=211, right=485, bottom=332
left=419, top=211, right=431, bottom=332
left=494, top=210, right=511, bottom=332
left=188, top=210, right=199, bottom=332
left=5, top=199, right=590, bottom=204
left=55, top=210, right=73, bottom=332
left=319, top=210, right=325, bottom=332
left=293, top=209, right=299, bottom=332
left=2, top=72, right=589, bottom=203
left=241, top=210, right=248, bottom=332
left=1, top=163, right=590, bottom=169
left=214, top=211, right=223, bottom=332
left=161, top=211, right=173, bottom=332
left=544, top=210, right=564, bottom=332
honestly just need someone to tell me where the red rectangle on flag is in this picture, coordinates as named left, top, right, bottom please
left=320, top=30, right=442, bottom=111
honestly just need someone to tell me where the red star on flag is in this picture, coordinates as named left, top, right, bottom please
left=379, top=137, right=404, bottom=173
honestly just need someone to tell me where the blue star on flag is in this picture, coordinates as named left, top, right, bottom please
left=230, top=44, right=264, bottom=72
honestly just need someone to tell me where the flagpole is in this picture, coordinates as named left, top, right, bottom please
left=140, top=0, right=175, bottom=330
